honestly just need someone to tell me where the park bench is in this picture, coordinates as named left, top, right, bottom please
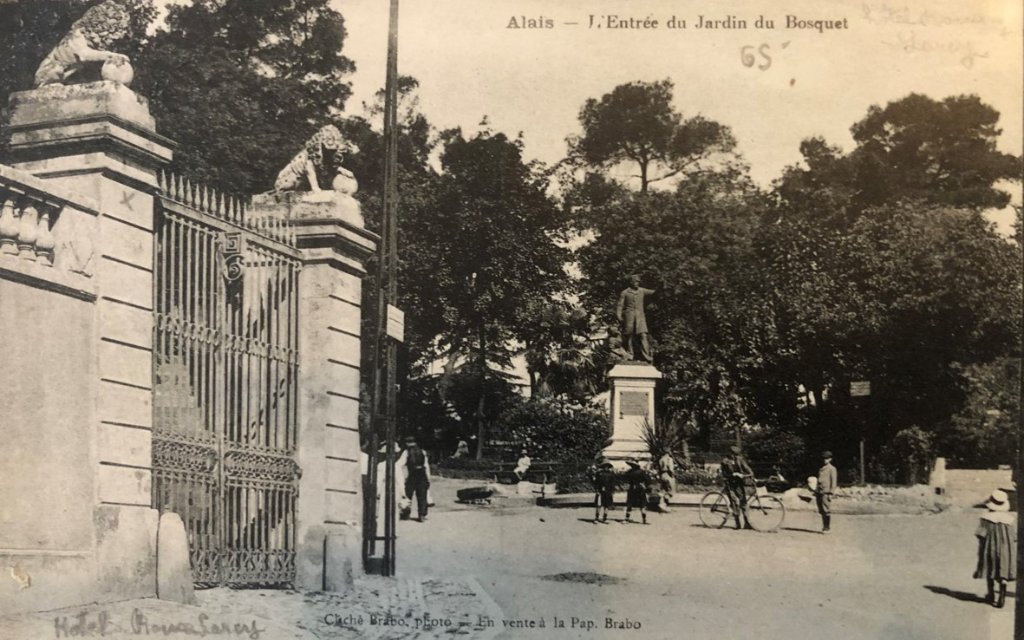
left=487, top=461, right=560, bottom=485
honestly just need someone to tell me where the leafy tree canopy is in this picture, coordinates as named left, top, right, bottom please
left=133, top=0, right=354, bottom=193
left=569, top=79, right=736, bottom=193
left=575, top=165, right=773, bottom=440
left=778, top=93, right=1021, bottom=212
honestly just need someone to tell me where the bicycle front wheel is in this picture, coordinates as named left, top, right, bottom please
left=698, top=491, right=732, bottom=528
left=744, top=494, right=785, bottom=532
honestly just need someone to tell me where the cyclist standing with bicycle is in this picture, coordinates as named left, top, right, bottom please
left=721, top=445, right=754, bottom=529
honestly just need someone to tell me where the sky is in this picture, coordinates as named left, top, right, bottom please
left=150, top=0, right=1023, bottom=229
left=333, top=0, right=1023, bottom=194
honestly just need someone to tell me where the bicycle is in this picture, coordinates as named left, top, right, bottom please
left=699, top=474, right=786, bottom=532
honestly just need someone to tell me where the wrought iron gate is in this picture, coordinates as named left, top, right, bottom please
left=151, top=174, right=302, bottom=586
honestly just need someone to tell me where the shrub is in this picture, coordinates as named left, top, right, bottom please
left=491, top=398, right=610, bottom=466
left=640, top=417, right=689, bottom=465
left=743, top=429, right=807, bottom=480
left=675, top=467, right=720, bottom=489
left=554, top=463, right=595, bottom=494
left=432, top=457, right=503, bottom=480
left=887, top=426, right=934, bottom=485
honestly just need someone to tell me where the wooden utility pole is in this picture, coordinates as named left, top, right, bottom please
left=367, top=0, right=401, bottom=577
left=1014, top=227, right=1023, bottom=638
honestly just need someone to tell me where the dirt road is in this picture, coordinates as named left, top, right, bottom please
left=397, top=487, right=1012, bottom=640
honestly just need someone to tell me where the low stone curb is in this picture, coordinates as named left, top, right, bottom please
left=540, top=491, right=951, bottom=515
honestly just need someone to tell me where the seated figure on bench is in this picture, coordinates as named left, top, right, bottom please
left=514, top=449, right=532, bottom=482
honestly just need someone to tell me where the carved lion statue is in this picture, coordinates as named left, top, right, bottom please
left=33, top=0, right=133, bottom=88
left=273, top=124, right=359, bottom=193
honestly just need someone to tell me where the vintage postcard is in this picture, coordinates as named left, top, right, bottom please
left=0, top=0, right=1021, bottom=638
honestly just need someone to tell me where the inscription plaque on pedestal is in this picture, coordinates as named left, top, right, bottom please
left=619, top=391, right=649, bottom=416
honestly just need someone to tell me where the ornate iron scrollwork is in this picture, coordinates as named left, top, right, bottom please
left=223, top=449, right=302, bottom=483
left=221, top=231, right=244, bottom=283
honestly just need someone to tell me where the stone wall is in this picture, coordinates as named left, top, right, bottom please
left=0, top=81, right=170, bottom=614
left=0, top=165, right=103, bottom=612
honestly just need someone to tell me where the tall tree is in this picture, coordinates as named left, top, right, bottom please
left=517, top=299, right=603, bottom=402
left=132, top=0, right=354, bottom=192
left=404, top=129, right=568, bottom=457
left=779, top=93, right=1021, bottom=212
left=769, top=93, right=1022, bottom=472
left=569, top=79, right=735, bottom=193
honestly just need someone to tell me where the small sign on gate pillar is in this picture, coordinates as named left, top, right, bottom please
left=386, top=304, right=404, bottom=343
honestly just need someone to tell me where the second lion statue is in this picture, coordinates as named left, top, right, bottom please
left=273, top=125, right=359, bottom=194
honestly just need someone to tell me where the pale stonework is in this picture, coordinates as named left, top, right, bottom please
left=603, top=363, right=662, bottom=467
left=251, top=191, right=377, bottom=592
left=0, top=80, right=170, bottom=614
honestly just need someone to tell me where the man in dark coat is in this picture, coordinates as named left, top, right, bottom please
left=403, top=436, right=430, bottom=522
left=616, top=274, right=655, bottom=362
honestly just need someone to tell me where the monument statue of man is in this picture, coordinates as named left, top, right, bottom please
left=616, top=274, right=655, bottom=362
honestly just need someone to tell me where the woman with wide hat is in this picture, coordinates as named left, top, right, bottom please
left=974, top=489, right=1017, bottom=607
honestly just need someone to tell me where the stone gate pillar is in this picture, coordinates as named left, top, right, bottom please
left=250, top=191, right=377, bottom=591
left=5, top=81, right=173, bottom=604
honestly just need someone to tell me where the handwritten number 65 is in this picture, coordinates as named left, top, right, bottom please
left=741, top=44, right=773, bottom=70
left=741, top=42, right=790, bottom=70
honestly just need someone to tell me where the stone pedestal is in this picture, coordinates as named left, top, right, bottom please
left=603, top=363, right=662, bottom=467
left=0, top=81, right=171, bottom=613
left=251, top=191, right=377, bottom=591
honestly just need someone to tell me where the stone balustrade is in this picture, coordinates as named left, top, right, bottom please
left=0, top=193, right=60, bottom=265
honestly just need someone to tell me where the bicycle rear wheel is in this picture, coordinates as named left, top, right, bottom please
left=744, top=494, right=785, bottom=532
left=698, top=492, right=732, bottom=528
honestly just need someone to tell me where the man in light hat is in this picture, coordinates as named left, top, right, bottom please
left=974, top=488, right=1016, bottom=607
left=816, top=450, right=838, bottom=533
left=721, top=445, right=754, bottom=529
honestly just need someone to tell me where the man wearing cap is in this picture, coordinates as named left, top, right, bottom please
left=402, top=436, right=431, bottom=522
left=721, top=445, right=754, bottom=529
left=816, top=451, right=838, bottom=533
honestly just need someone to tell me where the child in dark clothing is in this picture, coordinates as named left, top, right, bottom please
left=624, top=459, right=648, bottom=524
left=593, top=461, right=616, bottom=523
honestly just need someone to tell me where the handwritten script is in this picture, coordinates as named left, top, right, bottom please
left=53, top=608, right=266, bottom=639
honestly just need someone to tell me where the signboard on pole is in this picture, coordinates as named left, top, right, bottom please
left=850, top=381, right=871, bottom=397
left=386, top=304, right=405, bottom=343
